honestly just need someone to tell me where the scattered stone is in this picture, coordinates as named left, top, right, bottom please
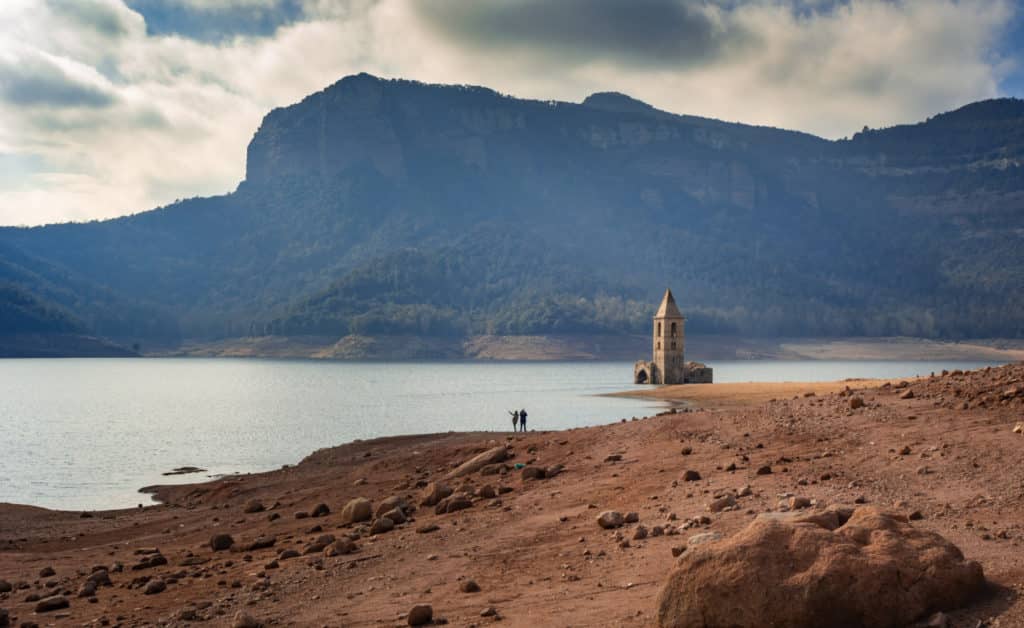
left=0, top=579, right=11, bottom=593
left=460, top=579, right=481, bottom=593
left=310, top=503, right=330, bottom=518
left=243, top=500, right=264, bottom=514
left=708, top=495, right=736, bottom=513
left=597, top=511, right=625, bottom=529
left=407, top=604, right=433, bottom=626
left=375, top=496, right=411, bottom=519
left=604, top=454, right=622, bottom=462
left=477, top=485, right=497, bottom=499
left=545, top=464, right=564, bottom=478
left=324, top=539, right=357, bottom=556
left=849, top=397, right=865, bottom=409
left=421, top=482, right=454, bottom=507
left=624, top=512, right=639, bottom=523
left=788, top=496, right=811, bottom=510
left=446, top=446, right=508, bottom=478
left=681, top=447, right=693, bottom=456
left=77, top=580, right=97, bottom=598
left=655, top=507, right=985, bottom=628
left=38, top=567, right=55, bottom=578
left=383, top=507, right=407, bottom=524
left=370, top=517, right=395, bottom=535
left=899, top=445, right=912, bottom=456
left=756, top=465, right=772, bottom=476
left=210, top=533, right=234, bottom=551
left=634, top=526, right=649, bottom=540
left=244, top=536, right=276, bottom=551
left=435, top=494, right=473, bottom=515
left=341, top=498, right=373, bottom=524
left=1013, top=423, right=1023, bottom=434
left=682, top=470, right=701, bottom=482
left=909, top=511, right=925, bottom=521
left=304, top=534, right=336, bottom=554
left=417, top=524, right=440, bottom=534
left=900, top=390, right=915, bottom=399
left=34, top=595, right=69, bottom=613
left=480, top=607, right=498, bottom=617
left=131, top=553, right=168, bottom=570
left=521, top=466, right=546, bottom=480
left=143, top=579, right=166, bottom=595
left=232, top=611, right=262, bottom=628
left=278, top=549, right=300, bottom=560
left=480, top=463, right=504, bottom=476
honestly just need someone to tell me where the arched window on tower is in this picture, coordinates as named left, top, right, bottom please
left=671, top=341, right=676, bottom=350
left=670, top=322, right=677, bottom=337
left=657, top=322, right=662, bottom=336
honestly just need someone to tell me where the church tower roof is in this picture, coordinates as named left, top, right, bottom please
left=655, top=288, right=683, bottom=319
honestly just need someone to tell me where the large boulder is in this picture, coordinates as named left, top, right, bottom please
left=341, top=497, right=373, bottom=525
left=656, top=507, right=985, bottom=628
left=445, top=446, right=508, bottom=479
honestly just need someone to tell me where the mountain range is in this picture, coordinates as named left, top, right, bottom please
left=2, top=73, right=1023, bottom=356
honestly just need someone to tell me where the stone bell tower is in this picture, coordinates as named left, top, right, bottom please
left=634, top=289, right=711, bottom=385
left=652, top=288, right=685, bottom=385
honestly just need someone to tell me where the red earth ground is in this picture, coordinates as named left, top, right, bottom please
left=2, top=365, right=1023, bottom=627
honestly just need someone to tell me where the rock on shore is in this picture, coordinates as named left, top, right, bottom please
left=656, top=507, right=985, bottom=628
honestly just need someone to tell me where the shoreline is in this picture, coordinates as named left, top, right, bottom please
left=4, top=378, right=921, bottom=514
left=0, top=373, right=1000, bottom=514
left=2, top=366, right=1024, bottom=626
left=607, top=377, right=916, bottom=411
left=152, top=334, right=1024, bottom=362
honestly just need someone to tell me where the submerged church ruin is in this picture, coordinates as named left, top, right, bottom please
left=633, top=289, right=713, bottom=385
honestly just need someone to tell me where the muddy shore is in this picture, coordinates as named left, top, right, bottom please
left=2, top=366, right=1023, bottom=627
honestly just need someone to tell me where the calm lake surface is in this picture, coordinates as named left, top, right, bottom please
left=0, top=358, right=1002, bottom=510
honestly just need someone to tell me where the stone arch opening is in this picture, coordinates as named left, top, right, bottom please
left=671, top=322, right=677, bottom=337
left=635, top=369, right=648, bottom=384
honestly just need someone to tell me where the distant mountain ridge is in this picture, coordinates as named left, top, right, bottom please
left=1, top=74, right=1023, bottom=350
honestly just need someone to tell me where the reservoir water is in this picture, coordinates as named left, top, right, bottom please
left=0, top=358, right=1002, bottom=510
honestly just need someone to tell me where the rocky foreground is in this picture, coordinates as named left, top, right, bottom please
left=2, top=365, right=1024, bottom=627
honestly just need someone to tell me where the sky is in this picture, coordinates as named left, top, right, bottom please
left=0, top=0, right=1021, bottom=226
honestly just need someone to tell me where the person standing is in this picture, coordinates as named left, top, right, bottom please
left=508, top=409, right=520, bottom=432
left=519, top=408, right=528, bottom=432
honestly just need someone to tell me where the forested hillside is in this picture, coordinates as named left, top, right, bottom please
left=0, top=283, right=83, bottom=335
left=1, top=74, right=1023, bottom=348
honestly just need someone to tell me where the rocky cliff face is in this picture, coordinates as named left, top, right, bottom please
left=2, top=74, right=1023, bottom=343
left=242, top=73, right=825, bottom=222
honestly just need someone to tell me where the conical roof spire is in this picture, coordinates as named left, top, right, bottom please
left=655, top=288, right=683, bottom=319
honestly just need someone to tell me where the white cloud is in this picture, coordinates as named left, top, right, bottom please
left=0, top=0, right=1016, bottom=226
